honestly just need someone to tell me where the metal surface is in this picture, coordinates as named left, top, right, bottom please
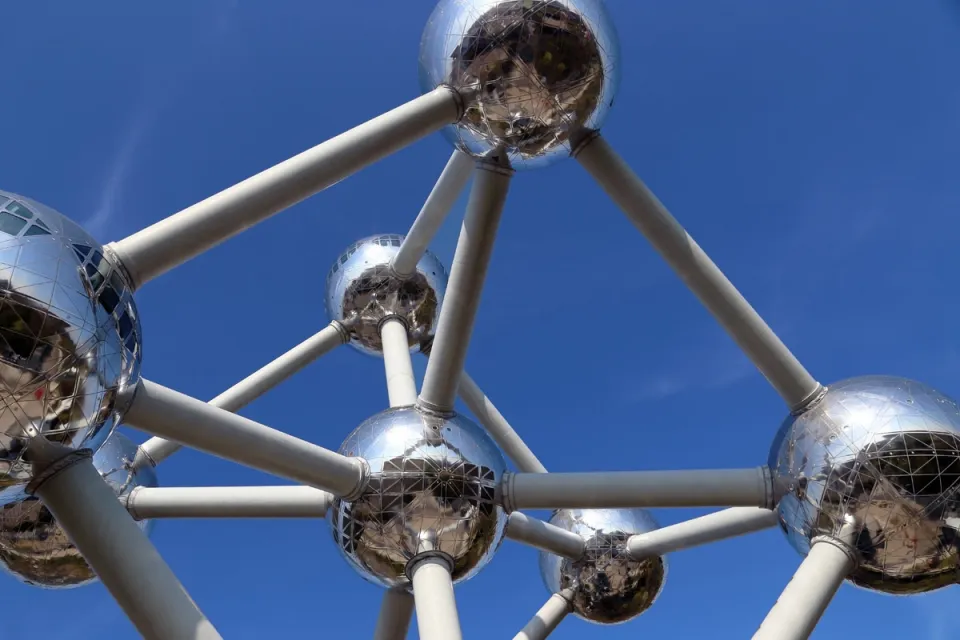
left=420, top=345, right=548, bottom=473
left=126, top=486, right=332, bottom=519
left=31, top=447, right=220, bottom=640
left=502, top=467, right=774, bottom=511
left=770, top=376, right=960, bottom=594
left=329, top=405, right=507, bottom=588
left=381, top=317, right=419, bottom=407
left=326, top=235, right=447, bottom=356
left=540, top=508, right=666, bottom=625
left=514, top=590, right=574, bottom=640
left=753, top=518, right=859, bottom=640
left=420, top=0, right=620, bottom=168
left=108, top=86, right=464, bottom=288
left=1, top=4, right=948, bottom=636
left=506, top=511, right=585, bottom=559
left=409, top=555, right=463, bottom=640
left=0, top=190, right=141, bottom=504
left=457, top=370, right=548, bottom=474
left=626, top=507, right=779, bottom=559
left=140, top=321, right=348, bottom=466
left=391, top=149, right=475, bottom=278
left=418, top=159, right=512, bottom=413
left=374, top=588, right=415, bottom=640
left=573, top=134, right=822, bottom=411
left=124, top=379, right=367, bottom=498
left=0, top=432, right=155, bottom=588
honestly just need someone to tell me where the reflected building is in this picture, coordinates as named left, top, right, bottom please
left=771, top=376, right=960, bottom=594
left=330, top=406, right=507, bottom=588
left=420, top=0, right=620, bottom=167
left=540, top=508, right=666, bottom=624
left=0, top=191, right=142, bottom=503
left=0, top=433, right=156, bottom=588
left=325, top=234, right=447, bottom=357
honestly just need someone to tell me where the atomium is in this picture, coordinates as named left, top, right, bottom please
left=420, top=0, right=620, bottom=168
left=325, top=234, right=448, bottom=356
left=540, top=508, right=666, bottom=624
left=0, top=1, right=951, bottom=638
left=0, top=432, right=155, bottom=588
left=770, top=376, right=960, bottom=595
left=0, top=191, right=141, bottom=505
left=330, top=405, right=507, bottom=588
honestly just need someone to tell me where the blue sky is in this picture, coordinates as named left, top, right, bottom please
left=1, top=0, right=959, bottom=638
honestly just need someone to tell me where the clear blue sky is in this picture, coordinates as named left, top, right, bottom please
left=1, top=1, right=958, bottom=638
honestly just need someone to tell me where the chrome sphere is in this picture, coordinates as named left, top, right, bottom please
left=420, top=0, right=620, bottom=168
left=770, top=376, right=960, bottom=595
left=330, top=406, right=507, bottom=588
left=539, top=508, right=666, bottom=624
left=0, top=190, right=141, bottom=503
left=0, top=432, right=156, bottom=588
left=325, top=234, right=447, bottom=356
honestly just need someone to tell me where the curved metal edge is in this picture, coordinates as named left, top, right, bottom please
left=26, top=449, right=94, bottom=495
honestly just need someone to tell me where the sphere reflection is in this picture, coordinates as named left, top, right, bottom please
left=330, top=406, right=507, bottom=588
left=0, top=190, right=141, bottom=503
left=770, top=376, right=960, bottom=594
left=420, top=0, right=620, bottom=168
left=539, top=508, right=666, bottom=624
left=0, top=432, right=156, bottom=588
left=325, top=234, right=447, bottom=357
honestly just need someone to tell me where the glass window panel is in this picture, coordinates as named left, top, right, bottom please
left=0, top=213, right=27, bottom=237
left=4, top=202, right=33, bottom=218
left=23, top=225, right=50, bottom=236
left=98, top=286, right=120, bottom=315
left=117, top=310, right=133, bottom=339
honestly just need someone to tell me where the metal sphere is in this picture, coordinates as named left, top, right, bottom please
left=329, top=405, right=507, bottom=588
left=420, top=0, right=620, bottom=169
left=770, top=376, right=960, bottom=595
left=0, top=432, right=156, bottom=589
left=539, top=508, right=666, bottom=624
left=0, top=190, right=141, bottom=504
left=325, top=234, right=447, bottom=357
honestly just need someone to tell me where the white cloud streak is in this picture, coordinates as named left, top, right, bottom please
left=81, top=0, right=242, bottom=242
left=81, top=106, right=158, bottom=240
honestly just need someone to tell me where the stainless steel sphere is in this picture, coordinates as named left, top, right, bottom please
left=539, top=508, right=666, bottom=624
left=770, top=376, right=960, bottom=595
left=0, top=190, right=141, bottom=504
left=420, top=0, right=620, bottom=168
left=325, top=234, right=447, bottom=357
left=329, top=406, right=507, bottom=588
left=0, top=432, right=156, bottom=588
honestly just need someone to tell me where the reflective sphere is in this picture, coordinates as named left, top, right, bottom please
left=330, top=406, right=507, bottom=588
left=540, top=508, right=666, bottom=624
left=0, top=191, right=141, bottom=504
left=420, top=0, right=620, bottom=168
left=0, top=432, right=156, bottom=588
left=770, top=376, right=960, bottom=595
left=325, top=234, right=447, bottom=357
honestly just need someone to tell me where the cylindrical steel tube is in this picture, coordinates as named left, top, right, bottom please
left=503, top=468, right=774, bottom=511
left=34, top=453, right=222, bottom=640
left=110, top=87, right=463, bottom=288
left=574, top=134, right=822, bottom=412
left=410, top=556, right=463, bottom=640
left=381, top=317, right=418, bottom=407
left=126, top=486, right=333, bottom=519
left=125, top=380, right=366, bottom=498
